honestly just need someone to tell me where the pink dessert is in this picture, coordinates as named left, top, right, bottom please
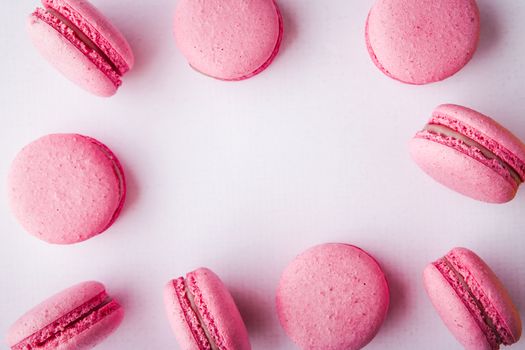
left=164, top=268, right=251, bottom=350
left=8, top=134, right=126, bottom=244
left=424, top=248, right=522, bottom=350
left=366, top=0, right=480, bottom=84
left=7, top=281, right=124, bottom=350
left=276, top=243, right=390, bottom=350
left=27, top=0, right=134, bottom=97
left=173, top=0, right=283, bottom=81
left=410, top=104, right=525, bottom=203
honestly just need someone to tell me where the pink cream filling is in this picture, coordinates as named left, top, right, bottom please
left=12, top=293, right=121, bottom=350
left=33, top=8, right=122, bottom=87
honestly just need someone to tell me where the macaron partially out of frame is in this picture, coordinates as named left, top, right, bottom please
left=7, top=281, right=124, bottom=350
left=27, top=0, right=134, bottom=97
left=424, top=247, right=522, bottom=350
left=173, top=0, right=283, bottom=81
left=410, top=104, right=525, bottom=203
left=276, top=243, right=389, bottom=350
left=366, top=0, right=480, bottom=84
left=8, top=134, right=126, bottom=244
left=164, top=268, right=251, bottom=350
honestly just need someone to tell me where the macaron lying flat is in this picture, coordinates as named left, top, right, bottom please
left=8, top=134, right=126, bottom=244
left=164, top=268, right=251, bottom=350
left=424, top=248, right=522, bottom=350
left=410, top=104, right=525, bottom=203
left=366, top=0, right=480, bottom=84
left=7, top=281, right=124, bottom=350
left=28, top=0, right=134, bottom=97
left=173, top=0, right=283, bottom=81
left=276, top=243, right=389, bottom=350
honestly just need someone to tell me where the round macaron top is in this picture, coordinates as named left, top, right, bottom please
left=366, top=0, right=480, bottom=84
left=173, top=0, right=283, bottom=80
left=8, top=134, right=126, bottom=244
left=164, top=268, right=251, bottom=350
left=276, top=243, right=389, bottom=350
left=42, top=0, right=135, bottom=73
left=7, top=281, right=105, bottom=346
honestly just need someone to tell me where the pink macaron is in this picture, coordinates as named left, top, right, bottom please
left=409, top=104, right=525, bottom=203
left=7, top=281, right=124, bottom=350
left=27, top=0, right=134, bottom=97
left=424, top=247, right=522, bottom=350
left=276, top=243, right=390, bottom=350
left=366, top=0, right=480, bottom=84
left=8, top=134, right=126, bottom=244
left=164, top=268, right=251, bottom=350
left=173, top=0, right=283, bottom=81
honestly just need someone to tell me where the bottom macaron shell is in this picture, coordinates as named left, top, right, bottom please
left=27, top=15, right=117, bottom=97
left=424, top=264, right=492, bottom=350
left=409, top=138, right=517, bottom=203
left=276, top=244, right=389, bottom=350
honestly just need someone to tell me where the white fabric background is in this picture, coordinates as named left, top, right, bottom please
left=0, top=1, right=523, bottom=349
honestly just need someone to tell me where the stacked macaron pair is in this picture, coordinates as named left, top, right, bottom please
left=28, top=0, right=284, bottom=96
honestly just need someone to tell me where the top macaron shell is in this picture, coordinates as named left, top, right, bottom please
left=27, top=0, right=134, bottom=97
left=366, top=0, right=480, bottom=84
left=173, top=0, right=283, bottom=80
left=276, top=244, right=390, bottom=350
left=8, top=134, right=126, bottom=244
left=164, top=268, right=251, bottom=350
left=424, top=248, right=522, bottom=350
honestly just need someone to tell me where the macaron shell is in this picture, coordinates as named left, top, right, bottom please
left=366, top=0, right=479, bottom=84
left=433, top=105, right=525, bottom=178
left=424, top=264, right=492, bottom=350
left=43, top=0, right=134, bottom=71
left=448, top=248, right=522, bottom=343
left=188, top=268, right=251, bottom=350
left=7, top=282, right=105, bottom=346
left=8, top=134, right=125, bottom=244
left=163, top=281, right=203, bottom=350
left=409, top=137, right=517, bottom=203
left=27, top=14, right=117, bottom=97
left=276, top=244, right=389, bottom=350
left=173, top=0, right=282, bottom=80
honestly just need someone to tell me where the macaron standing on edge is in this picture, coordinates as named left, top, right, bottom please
left=8, top=134, right=126, bottom=244
left=276, top=243, right=390, bottom=350
left=7, top=281, right=124, bottom=350
left=173, top=0, right=283, bottom=81
left=409, top=104, right=525, bottom=203
left=27, top=0, right=134, bottom=97
left=366, top=0, right=480, bottom=84
left=164, top=268, right=251, bottom=350
left=424, top=247, right=522, bottom=350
